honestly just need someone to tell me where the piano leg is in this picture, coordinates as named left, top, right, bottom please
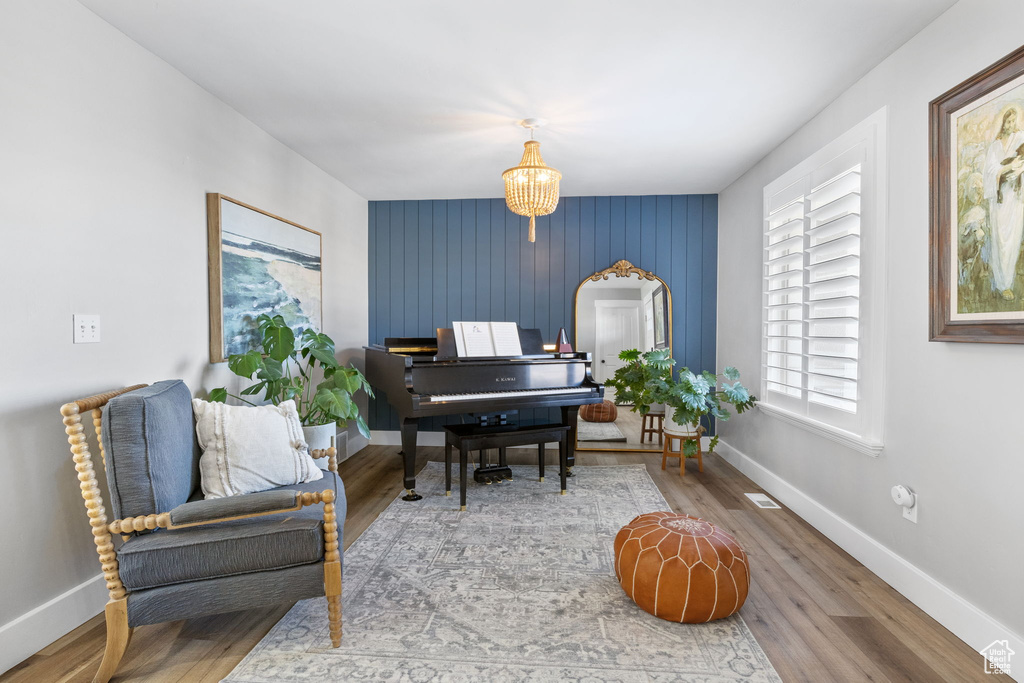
left=459, top=444, right=468, bottom=511
left=444, top=440, right=452, bottom=496
left=400, top=417, right=423, bottom=501
left=561, top=405, right=579, bottom=477
left=559, top=437, right=567, bottom=495
left=537, top=443, right=545, bottom=482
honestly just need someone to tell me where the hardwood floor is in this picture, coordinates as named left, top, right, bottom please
left=2, top=445, right=1006, bottom=682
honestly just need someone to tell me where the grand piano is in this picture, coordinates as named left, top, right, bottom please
left=365, top=328, right=604, bottom=500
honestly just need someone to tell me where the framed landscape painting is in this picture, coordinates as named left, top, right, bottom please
left=207, top=194, right=322, bottom=362
left=931, top=44, right=1024, bottom=342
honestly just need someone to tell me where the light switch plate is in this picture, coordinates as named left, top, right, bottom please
left=73, top=314, right=101, bottom=343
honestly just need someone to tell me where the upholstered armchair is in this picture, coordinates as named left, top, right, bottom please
left=60, top=380, right=345, bottom=683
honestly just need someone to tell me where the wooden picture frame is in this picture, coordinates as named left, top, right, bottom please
left=652, top=284, right=669, bottom=349
left=930, top=44, right=1024, bottom=343
left=207, top=194, right=323, bottom=362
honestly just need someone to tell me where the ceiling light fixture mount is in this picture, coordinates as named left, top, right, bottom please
left=503, top=118, right=561, bottom=243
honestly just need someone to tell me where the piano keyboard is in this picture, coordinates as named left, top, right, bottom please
left=424, top=387, right=594, bottom=402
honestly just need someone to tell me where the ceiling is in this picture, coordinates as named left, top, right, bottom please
left=80, top=0, right=955, bottom=200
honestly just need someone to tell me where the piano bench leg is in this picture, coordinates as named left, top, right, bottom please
left=445, top=441, right=452, bottom=496
left=459, top=445, right=468, bottom=511
left=538, top=443, right=545, bottom=482
left=559, top=439, right=567, bottom=495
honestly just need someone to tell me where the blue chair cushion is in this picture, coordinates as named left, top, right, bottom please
left=117, top=472, right=345, bottom=592
left=101, top=380, right=200, bottom=520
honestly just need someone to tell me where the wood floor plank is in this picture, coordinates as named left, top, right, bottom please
left=1, top=446, right=994, bottom=683
left=739, top=574, right=835, bottom=683
left=730, top=510, right=870, bottom=618
left=832, top=615, right=945, bottom=683
left=727, top=523, right=892, bottom=682
left=840, top=565, right=996, bottom=682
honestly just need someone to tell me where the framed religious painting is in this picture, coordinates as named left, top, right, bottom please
left=931, top=44, right=1024, bottom=342
left=207, top=194, right=322, bottom=362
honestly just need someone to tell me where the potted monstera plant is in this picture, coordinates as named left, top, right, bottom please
left=603, top=348, right=672, bottom=412
left=211, top=314, right=373, bottom=455
left=605, top=348, right=756, bottom=457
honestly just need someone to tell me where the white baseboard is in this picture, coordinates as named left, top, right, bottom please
left=342, top=432, right=370, bottom=462
left=0, top=573, right=107, bottom=675
left=717, top=440, right=1023, bottom=670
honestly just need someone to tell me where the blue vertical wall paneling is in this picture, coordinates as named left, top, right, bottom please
left=367, top=195, right=718, bottom=431
left=549, top=207, right=567, bottom=341
left=476, top=201, right=491, bottom=327
left=670, top=195, right=688, bottom=373
left=403, top=201, right=418, bottom=336
left=701, top=196, right=719, bottom=376
left=417, top=202, right=433, bottom=337
left=461, top=199, right=477, bottom=320
left=446, top=200, right=463, bottom=325
left=578, top=198, right=597, bottom=288
left=489, top=201, right=506, bottom=320
left=685, top=197, right=704, bottom=369
left=624, top=196, right=642, bottom=267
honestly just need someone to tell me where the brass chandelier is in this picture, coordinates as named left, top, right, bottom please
left=502, top=118, right=561, bottom=242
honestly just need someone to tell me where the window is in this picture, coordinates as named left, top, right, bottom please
left=760, top=109, right=886, bottom=455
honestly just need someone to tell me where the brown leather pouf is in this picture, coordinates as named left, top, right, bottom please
left=614, top=511, right=749, bottom=623
left=579, top=400, right=618, bottom=422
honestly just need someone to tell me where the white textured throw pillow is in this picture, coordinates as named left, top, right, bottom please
left=192, top=398, right=323, bottom=499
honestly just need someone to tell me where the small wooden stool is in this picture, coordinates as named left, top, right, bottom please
left=443, top=423, right=571, bottom=510
left=640, top=410, right=665, bottom=444
left=662, top=424, right=704, bottom=476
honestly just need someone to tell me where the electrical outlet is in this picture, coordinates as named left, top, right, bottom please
left=73, top=314, right=101, bottom=343
left=903, top=495, right=918, bottom=523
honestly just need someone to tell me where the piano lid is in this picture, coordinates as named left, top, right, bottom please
left=381, top=337, right=438, bottom=354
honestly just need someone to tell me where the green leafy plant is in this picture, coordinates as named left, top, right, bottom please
left=210, top=314, right=373, bottom=438
left=605, top=348, right=756, bottom=457
left=603, top=348, right=674, bottom=414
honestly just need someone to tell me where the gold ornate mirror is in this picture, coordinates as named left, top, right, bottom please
left=573, top=260, right=672, bottom=452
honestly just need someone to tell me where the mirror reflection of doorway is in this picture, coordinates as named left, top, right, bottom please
left=595, top=301, right=640, bottom=384
left=574, top=260, right=672, bottom=452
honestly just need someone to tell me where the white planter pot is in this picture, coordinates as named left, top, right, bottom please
left=302, top=423, right=337, bottom=451
left=301, top=423, right=346, bottom=470
left=664, top=410, right=702, bottom=437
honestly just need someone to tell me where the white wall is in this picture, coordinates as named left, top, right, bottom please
left=717, top=0, right=1023, bottom=656
left=0, top=0, right=368, bottom=671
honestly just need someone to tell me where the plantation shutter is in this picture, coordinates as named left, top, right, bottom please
left=762, top=145, right=865, bottom=421
left=764, top=179, right=806, bottom=401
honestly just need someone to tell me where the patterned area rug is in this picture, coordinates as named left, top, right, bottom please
left=577, top=420, right=628, bottom=442
left=224, top=463, right=781, bottom=682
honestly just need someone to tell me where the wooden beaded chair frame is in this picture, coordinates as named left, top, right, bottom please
left=60, top=385, right=343, bottom=683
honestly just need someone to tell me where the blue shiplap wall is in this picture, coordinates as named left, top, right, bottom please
left=368, top=195, right=718, bottom=431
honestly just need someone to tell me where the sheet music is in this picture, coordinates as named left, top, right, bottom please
left=458, top=322, right=495, bottom=356
left=452, top=321, right=522, bottom=357
left=490, top=322, right=523, bottom=355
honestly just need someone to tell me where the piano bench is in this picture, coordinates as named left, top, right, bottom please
left=442, top=423, right=572, bottom=511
